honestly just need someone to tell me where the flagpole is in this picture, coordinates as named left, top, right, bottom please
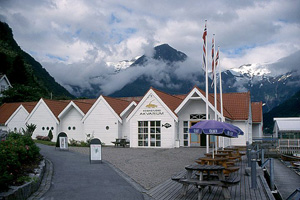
left=218, top=46, right=225, bottom=148
left=204, top=20, right=209, bottom=154
left=212, top=34, right=218, bottom=153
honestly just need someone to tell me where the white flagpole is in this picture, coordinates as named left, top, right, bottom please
left=218, top=46, right=225, bottom=148
left=204, top=20, right=209, bottom=154
left=213, top=34, right=218, bottom=153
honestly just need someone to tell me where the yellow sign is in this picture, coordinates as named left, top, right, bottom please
left=146, top=100, right=157, bottom=108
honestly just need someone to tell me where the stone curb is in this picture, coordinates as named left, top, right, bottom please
left=27, top=158, right=53, bottom=200
left=0, top=159, right=46, bottom=200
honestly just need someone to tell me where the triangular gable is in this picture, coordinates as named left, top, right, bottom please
left=25, top=98, right=60, bottom=124
left=127, top=88, right=179, bottom=122
left=58, top=101, right=85, bottom=119
left=175, top=87, right=217, bottom=116
left=0, top=74, right=12, bottom=88
left=5, top=105, right=29, bottom=126
left=0, top=102, right=22, bottom=125
left=82, top=95, right=122, bottom=123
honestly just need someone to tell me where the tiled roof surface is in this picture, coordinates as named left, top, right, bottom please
left=22, top=102, right=37, bottom=113
left=117, top=96, right=143, bottom=103
left=193, top=86, right=250, bottom=120
left=103, top=96, right=132, bottom=116
left=73, top=99, right=96, bottom=114
left=0, top=102, right=21, bottom=124
left=151, top=87, right=183, bottom=115
left=43, top=99, right=71, bottom=120
left=252, top=102, right=263, bottom=123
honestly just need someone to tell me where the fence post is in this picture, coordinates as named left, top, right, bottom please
left=270, top=158, right=274, bottom=191
left=251, top=150, right=257, bottom=189
left=246, top=141, right=251, bottom=167
left=261, top=149, right=265, bottom=165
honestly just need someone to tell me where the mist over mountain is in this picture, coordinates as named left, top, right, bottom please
left=65, top=43, right=300, bottom=114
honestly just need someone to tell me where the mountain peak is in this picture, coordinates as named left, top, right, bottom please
left=132, top=44, right=187, bottom=66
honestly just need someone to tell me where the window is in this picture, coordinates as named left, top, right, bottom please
left=42, top=127, right=45, bottom=130
left=190, top=114, right=206, bottom=120
left=138, top=121, right=161, bottom=147
left=73, top=126, right=76, bottom=130
left=68, top=126, right=71, bottom=130
left=51, top=127, right=54, bottom=130
left=183, top=121, right=189, bottom=146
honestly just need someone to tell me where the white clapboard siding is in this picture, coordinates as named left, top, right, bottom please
left=83, top=100, right=119, bottom=145
left=231, top=121, right=248, bottom=146
left=59, top=107, right=84, bottom=142
left=130, top=94, right=176, bottom=148
left=6, top=106, right=29, bottom=133
left=27, top=102, right=58, bottom=141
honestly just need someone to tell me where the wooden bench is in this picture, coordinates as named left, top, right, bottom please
left=111, top=139, right=129, bottom=147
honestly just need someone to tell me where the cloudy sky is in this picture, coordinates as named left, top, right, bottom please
left=1, top=0, right=300, bottom=95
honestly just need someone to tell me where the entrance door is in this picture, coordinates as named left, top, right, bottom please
left=190, top=121, right=207, bottom=147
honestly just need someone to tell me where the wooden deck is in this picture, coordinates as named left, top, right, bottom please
left=146, top=156, right=275, bottom=200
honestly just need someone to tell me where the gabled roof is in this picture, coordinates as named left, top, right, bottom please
left=42, top=99, right=71, bottom=120
left=252, top=102, right=263, bottom=123
left=73, top=99, right=96, bottom=114
left=151, top=87, right=183, bottom=115
left=0, top=74, right=12, bottom=88
left=0, top=101, right=37, bottom=125
left=127, top=87, right=181, bottom=122
left=103, top=96, right=132, bottom=116
left=273, top=118, right=300, bottom=132
left=81, top=96, right=126, bottom=123
left=0, top=102, right=22, bottom=125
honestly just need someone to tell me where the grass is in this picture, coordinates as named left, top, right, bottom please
left=34, top=139, right=56, bottom=146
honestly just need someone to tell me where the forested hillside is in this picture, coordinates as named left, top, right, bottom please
left=0, top=21, right=73, bottom=104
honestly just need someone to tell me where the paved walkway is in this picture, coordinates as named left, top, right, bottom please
left=273, top=159, right=300, bottom=199
left=37, top=144, right=144, bottom=200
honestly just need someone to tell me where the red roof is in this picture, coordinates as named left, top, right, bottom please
left=42, top=99, right=71, bottom=120
left=0, top=103, right=21, bottom=124
left=103, top=96, right=132, bottom=116
left=73, top=99, right=96, bottom=114
left=252, top=102, right=263, bottom=123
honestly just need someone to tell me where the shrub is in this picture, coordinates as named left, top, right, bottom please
left=0, top=132, right=40, bottom=192
left=48, top=130, right=53, bottom=141
left=21, top=123, right=37, bottom=137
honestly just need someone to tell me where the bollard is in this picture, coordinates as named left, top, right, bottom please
left=251, top=150, right=257, bottom=189
left=247, top=142, right=251, bottom=167
left=270, top=158, right=274, bottom=191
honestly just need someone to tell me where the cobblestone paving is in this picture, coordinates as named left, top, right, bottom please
left=70, top=146, right=206, bottom=190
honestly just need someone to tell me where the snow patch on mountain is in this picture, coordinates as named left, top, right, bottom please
left=231, top=63, right=271, bottom=78
left=106, top=56, right=141, bottom=72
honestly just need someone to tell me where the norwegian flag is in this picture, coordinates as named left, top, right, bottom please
left=215, top=48, right=219, bottom=68
left=202, top=23, right=207, bottom=70
left=211, top=37, right=215, bottom=87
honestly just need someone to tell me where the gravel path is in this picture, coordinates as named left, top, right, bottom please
left=70, top=146, right=206, bottom=190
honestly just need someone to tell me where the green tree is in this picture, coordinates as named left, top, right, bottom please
left=10, top=55, right=29, bottom=85
left=48, top=130, right=53, bottom=141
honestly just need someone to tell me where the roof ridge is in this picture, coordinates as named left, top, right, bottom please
left=151, top=87, right=185, bottom=101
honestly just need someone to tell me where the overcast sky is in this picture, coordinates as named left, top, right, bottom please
left=1, top=0, right=299, bottom=95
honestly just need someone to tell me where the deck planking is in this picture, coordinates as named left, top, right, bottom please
left=146, top=156, right=275, bottom=200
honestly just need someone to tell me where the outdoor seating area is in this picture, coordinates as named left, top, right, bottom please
left=171, top=147, right=243, bottom=200
left=147, top=149, right=274, bottom=200
left=111, top=139, right=130, bottom=147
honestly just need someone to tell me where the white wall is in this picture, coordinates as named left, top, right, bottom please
left=28, top=102, right=58, bottom=141
left=129, top=94, right=176, bottom=148
left=122, top=106, right=136, bottom=140
left=83, top=100, right=119, bottom=145
left=177, top=100, right=206, bottom=147
left=230, top=121, right=248, bottom=146
left=252, top=123, right=262, bottom=138
left=59, top=107, right=84, bottom=142
left=7, top=107, right=28, bottom=133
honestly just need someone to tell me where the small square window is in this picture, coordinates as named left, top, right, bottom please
left=184, top=141, right=188, bottom=146
left=183, top=121, right=188, bottom=127
left=156, top=121, right=160, bottom=126
left=150, top=121, right=155, bottom=126
left=184, top=134, right=188, bottom=140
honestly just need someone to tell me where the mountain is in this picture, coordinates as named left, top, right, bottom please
left=109, top=44, right=204, bottom=97
left=221, top=63, right=300, bottom=112
left=0, top=21, right=73, bottom=103
left=263, top=89, right=300, bottom=133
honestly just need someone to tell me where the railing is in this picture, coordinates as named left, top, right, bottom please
left=278, top=139, right=300, bottom=154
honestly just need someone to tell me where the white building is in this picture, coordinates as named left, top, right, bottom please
left=0, top=102, right=36, bottom=132
left=273, top=118, right=300, bottom=139
left=1, top=87, right=263, bottom=148
left=25, top=99, right=70, bottom=141
left=0, top=74, right=12, bottom=97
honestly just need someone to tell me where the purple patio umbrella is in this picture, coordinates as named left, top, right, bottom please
left=189, top=120, right=240, bottom=158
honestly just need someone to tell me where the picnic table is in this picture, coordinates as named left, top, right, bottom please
left=205, top=152, right=229, bottom=158
left=111, top=139, right=129, bottom=147
left=196, top=157, right=228, bottom=165
left=177, top=164, right=239, bottom=200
